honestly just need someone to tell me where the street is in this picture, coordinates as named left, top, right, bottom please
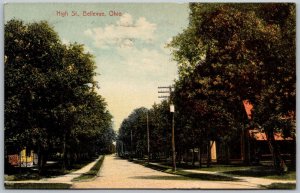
left=72, top=154, right=260, bottom=189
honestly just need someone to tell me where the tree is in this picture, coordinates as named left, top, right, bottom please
left=117, top=103, right=174, bottom=161
left=169, top=3, right=295, bottom=170
left=5, top=19, right=114, bottom=173
left=148, top=101, right=172, bottom=161
left=118, top=107, right=148, bottom=158
left=5, top=20, right=65, bottom=171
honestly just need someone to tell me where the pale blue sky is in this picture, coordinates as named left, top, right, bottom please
left=4, top=3, right=189, bottom=130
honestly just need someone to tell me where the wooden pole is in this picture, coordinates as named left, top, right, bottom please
left=172, top=111, right=176, bottom=171
left=147, top=111, right=150, bottom=163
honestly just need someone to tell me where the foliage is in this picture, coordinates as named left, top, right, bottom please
left=168, top=3, right=295, bottom=169
left=118, top=107, right=148, bottom=158
left=117, top=102, right=173, bottom=160
left=5, top=19, right=115, bottom=173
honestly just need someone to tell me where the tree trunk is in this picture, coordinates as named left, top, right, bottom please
left=67, top=152, right=71, bottom=168
left=198, top=145, right=202, bottom=168
left=178, top=149, right=182, bottom=164
left=207, top=141, right=211, bottom=168
left=227, top=144, right=231, bottom=164
left=242, top=127, right=250, bottom=165
left=61, top=132, right=66, bottom=171
left=37, top=146, right=45, bottom=174
left=192, top=148, right=195, bottom=166
left=290, top=139, right=296, bottom=169
left=266, top=129, right=286, bottom=174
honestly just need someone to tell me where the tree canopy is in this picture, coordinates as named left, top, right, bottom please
left=5, top=19, right=115, bottom=172
left=169, top=3, right=295, bottom=169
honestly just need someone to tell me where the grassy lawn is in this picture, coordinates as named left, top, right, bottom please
left=72, top=155, right=105, bottom=182
left=134, top=159, right=296, bottom=181
left=134, top=160, right=241, bottom=181
left=220, top=166, right=296, bottom=180
left=5, top=183, right=71, bottom=189
left=174, top=163, right=296, bottom=181
left=173, top=170, right=241, bottom=181
left=195, top=165, right=250, bottom=172
left=260, top=183, right=296, bottom=189
left=5, top=158, right=98, bottom=181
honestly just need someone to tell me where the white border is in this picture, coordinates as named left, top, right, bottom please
left=0, top=1, right=298, bottom=193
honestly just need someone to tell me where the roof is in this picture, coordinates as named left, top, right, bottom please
left=249, top=129, right=293, bottom=141
left=243, top=100, right=253, bottom=119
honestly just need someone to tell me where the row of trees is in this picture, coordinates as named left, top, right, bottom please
left=117, top=102, right=172, bottom=160
left=117, top=3, right=296, bottom=172
left=5, top=19, right=115, bottom=173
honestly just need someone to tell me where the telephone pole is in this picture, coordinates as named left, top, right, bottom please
left=158, top=86, right=176, bottom=171
left=147, top=111, right=150, bottom=163
left=130, top=130, right=133, bottom=160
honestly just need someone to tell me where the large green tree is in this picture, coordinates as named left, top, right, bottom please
left=169, top=3, right=295, bottom=170
left=5, top=19, right=114, bottom=173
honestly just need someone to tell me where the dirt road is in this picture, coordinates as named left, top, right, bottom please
left=72, top=154, right=261, bottom=189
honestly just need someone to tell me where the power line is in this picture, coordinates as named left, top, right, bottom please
left=158, top=85, right=176, bottom=172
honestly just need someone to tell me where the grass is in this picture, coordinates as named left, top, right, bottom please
left=5, top=158, right=96, bottom=181
left=5, top=183, right=71, bottom=189
left=195, top=165, right=250, bottom=172
left=5, top=156, right=104, bottom=189
left=4, top=172, right=42, bottom=181
left=133, top=160, right=241, bottom=181
left=260, top=183, right=296, bottom=189
left=72, top=155, right=105, bottom=182
left=173, top=170, right=241, bottom=181
left=172, top=162, right=296, bottom=181
left=133, top=159, right=296, bottom=181
left=222, top=166, right=296, bottom=180
left=264, top=171, right=296, bottom=180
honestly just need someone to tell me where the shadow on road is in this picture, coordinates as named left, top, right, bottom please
left=130, top=173, right=241, bottom=182
left=130, top=175, right=190, bottom=181
left=112, top=155, right=127, bottom=160
left=181, top=172, right=241, bottom=181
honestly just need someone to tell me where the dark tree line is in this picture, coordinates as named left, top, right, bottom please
left=5, top=19, right=115, bottom=173
left=117, top=3, right=296, bottom=172
left=117, top=102, right=172, bottom=160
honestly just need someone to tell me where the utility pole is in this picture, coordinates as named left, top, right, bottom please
left=147, top=111, right=150, bottom=163
left=170, top=103, right=176, bottom=171
left=158, top=86, right=176, bottom=171
left=131, top=130, right=133, bottom=160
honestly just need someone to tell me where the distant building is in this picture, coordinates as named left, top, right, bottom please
left=7, top=148, right=38, bottom=167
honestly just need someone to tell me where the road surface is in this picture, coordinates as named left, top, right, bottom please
left=72, top=154, right=261, bottom=189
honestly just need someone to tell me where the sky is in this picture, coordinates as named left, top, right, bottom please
left=4, top=3, right=189, bottom=131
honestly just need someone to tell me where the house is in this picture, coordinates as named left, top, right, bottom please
left=218, top=100, right=296, bottom=165
left=7, top=148, right=38, bottom=167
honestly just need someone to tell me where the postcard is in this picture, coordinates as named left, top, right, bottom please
left=3, top=2, right=296, bottom=190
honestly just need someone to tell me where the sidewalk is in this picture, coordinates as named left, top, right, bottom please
left=5, top=156, right=101, bottom=185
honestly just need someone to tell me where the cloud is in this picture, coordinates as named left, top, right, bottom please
left=160, top=38, right=173, bottom=54
left=62, top=38, right=94, bottom=54
left=117, top=47, right=174, bottom=75
left=84, top=13, right=157, bottom=48
left=117, top=13, right=133, bottom=27
left=83, top=45, right=94, bottom=54
left=62, top=38, right=70, bottom=45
